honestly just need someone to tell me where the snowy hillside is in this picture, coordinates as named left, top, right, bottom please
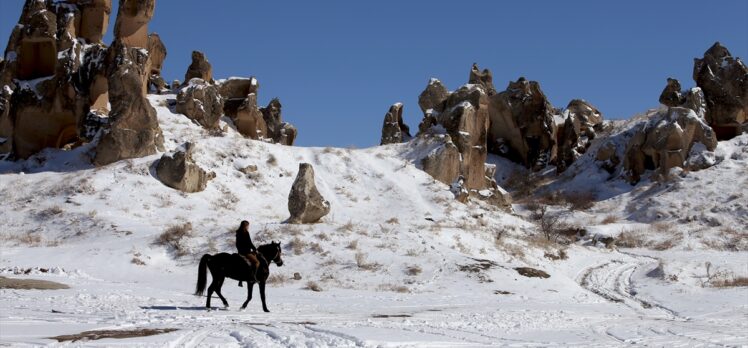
left=0, top=95, right=746, bottom=347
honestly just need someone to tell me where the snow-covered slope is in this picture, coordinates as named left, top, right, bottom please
left=0, top=95, right=746, bottom=347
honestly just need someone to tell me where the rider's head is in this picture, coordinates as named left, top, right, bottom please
left=240, top=220, right=250, bottom=230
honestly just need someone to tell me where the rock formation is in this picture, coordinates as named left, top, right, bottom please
left=233, top=93, right=267, bottom=139
left=156, top=142, right=213, bottom=193
left=184, top=51, right=213, bottom=84
left=288, top=163, right=330, bottom=224
left=487, top=77, right=557, bottom=170
left=113, top=0, right=155, bottom=48
left=94, top=41, right=164, bottom=165
left=380, top=103, right=410, bottom=145
left=176, top=78, right=224, bottom=129
left=1, top=0, right=117, bottom=158
left=693, top=42, right=748, bottom=140
left=219, top=77, right=259, bottom=117
left=623, top=107, right=717, bottom=183
left=468, top=63, right=496, bottom=95
left=659, top=78, right=684, bottom=107
left=415, top=74, right=509, bottom=206
left=260, top=98, right=297, bottom=145
left=147, top=33, right=168, bottom=93
left=556, top=99, right=604, bottom=172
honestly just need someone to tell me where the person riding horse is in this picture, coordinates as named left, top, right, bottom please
left=236, top=220, right=260, bottom=286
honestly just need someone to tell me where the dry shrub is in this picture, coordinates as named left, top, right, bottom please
left=615, top=229, right=648, bottom=248
left=505, top=168, right=541, bottom=200
left=405, top=249, right=420, bottom=257
left=315, top=232, right=330, bottom=241
left=17, top=232, right=42, bottom=246
left=337, top=221, right=356, bottom=233
left=601, top=215, right=619, bottom=224
left=378, top=284, right=409, bottom=293
left=494, top=238, right=526, bottom=260
left=309, top=242, right=324, bottom=254
left=405, top=265, right=422, bottom=276
left=562, top=191, right=596, bottom=211
left=131, top=257, right=146, bottom=266
left=155, top=222, right=193, bottom=257
left=266, top=154, right=278, bottom=166
left=37, top=206, right=64, bottom=220
left=530, top=204, right=566, bottom=241
left=710, top=277, right=748, bottom=288
left=385, top=217, right=399, bottom=224
left=652, top=221, right=674, bottom=233
left=267, top=274, right=288, bottom=285
left=355, top=252, right=380, bottom=271
left=544, top=249, right=568, bottom=260
left=346, top=239, right=358, bottom=250
left=288, top=236, right=307, bottom=255
left=306, top=281, right=322, bottom=292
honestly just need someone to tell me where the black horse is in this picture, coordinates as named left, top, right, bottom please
left=195, top=242, right=283, bottom=312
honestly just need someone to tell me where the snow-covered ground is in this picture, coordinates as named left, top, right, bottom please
left=0, top=95, right=746, bottom=347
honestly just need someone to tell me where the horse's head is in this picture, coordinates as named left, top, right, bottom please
left=259, top=241, right=283, bottom=267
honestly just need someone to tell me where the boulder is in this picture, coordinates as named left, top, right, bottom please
left=288, top=163, right=330, bottom=224
left=219, top=77, right=259, bottom=117
left=260, top=98, right=296, bottom=145
left=380, top=103, right=410, bottom=145
left=659, top=78, right=684, bottom=107
left=184, top=51, right=213, bottom=84
left=487, top=77, right=557, bottom=170
left=113, top=0, right=156, bottom=48
left=624, top=107, right=718, bottom=183
left=556, top=99, right=604, bottom=173
left=233, top=93, right=267, bottom=140
left=421, top=136, right=460, bottom=185
left=417, top=78, right=449, bottom=115
left=693, top=42, right=748, bottom=140
left=78, top=0, right=112, bottom=44
left=147, top=33, right=167, bottom=75
left=94, top=42, right=164, bottom=165
left=468, top=63, right=496, bottom=95
left=175, top=78, right=224, bottom=129
left=156, top=142, right=213, bottom=193
left=595, top=140, right=621, bottom=174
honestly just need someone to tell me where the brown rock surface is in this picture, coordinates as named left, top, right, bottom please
left=468, top=63, right=496, bottom=95
left=175, top=78, right=224, bottom=129
left=184, top=51, right=213, bottom=84
left=219, top=77, right=259, bottom=117
left=693, top=42, right=748, bottom=139
left=94, top=42, right=164, bottom=165
left=113, top=0, right=156, bottom=48
left=487, top=77, right=557, bottom=170
left=288, top=163, right=330, bottom=224
left=421, top=136, right=461, bottom=185
left=624, top=107, right=717, bottom=183
left=380, top=103, right=410, bottom=145
left=233, top=93, right=267, bottom=140
left=659, top=78, right=684, bottom=107
left=156, top=142, right=213, bottom=193
left=417, top=78, right=449, bottom=115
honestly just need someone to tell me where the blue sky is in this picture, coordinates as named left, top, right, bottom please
left=1, top=1, right=747, bottom=147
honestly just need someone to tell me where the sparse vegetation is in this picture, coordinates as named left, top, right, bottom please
left=405, top=265, right=422, bottom=276
left=562, top=191, right=596, bottom=211
left=385, top=217, right=399, bottom=224
left=355, top=252, right=380, bottom=271
left=306, top=281, right=322, bottom=292
left=266, top=154, right=278, bottom=166
left=601, top=215, right=619, bottom=224
left=288, top=236, right=307, bottom=255
left=267, top=274, right=288, bottom=285
left=346, top=239, right=359, bottom=250
left=155, top=222, right=193, bottom=257
left=530, top=204, right=566, bottom=241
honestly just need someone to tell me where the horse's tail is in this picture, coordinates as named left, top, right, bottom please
left=195, top=254, right=211, bottom=296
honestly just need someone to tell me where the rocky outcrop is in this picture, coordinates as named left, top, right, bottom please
left=147, top=33, right=167, bottom=93
left=380, top=103, right=410, bottom=145
left=415, top=75, right=509, bottom=206
left=113, top=0, right=155, bottom=48
left=693, top=42, right=748, bottom=140
left=421, top=136, right=460, bottom=185
left=659, top=78, right=684, bottom=107
left=556, top=99, right=604, bottom=173
left=184, top=51, right=213, bottom=84
left=260, top=98, right=297, bottom=145
left=156, top=142, right=213, bottom=193
left=233, top=93, right=267, bottom=140
left=288, top=163, right=330, bottom=224
left=1, top=0, right=118, bottom=159
left=176, top=78, right=223, bottom=129
left=219, top=77, right=259, bottom=117
left=94, top=42, right=164, bottom=165
left=624, top=107, right=717, bottom=183
left=487, top=77, right=557, bottom=170
left=468, top=63, right=496, bottom=95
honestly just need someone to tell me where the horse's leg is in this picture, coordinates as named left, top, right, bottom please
left=259, top=282, right=269, bottom=313
left=214, top=277, right=229, bottom=308
left=206, top=281, right=215, bottom=309
left=241, top=282, right=254, bottom=309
